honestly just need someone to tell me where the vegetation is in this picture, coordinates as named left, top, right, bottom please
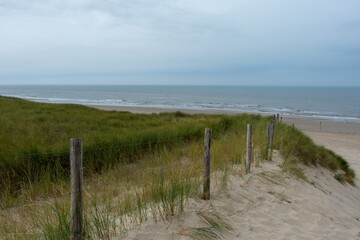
left=273, top=124, right=355, bottom=185
left=0, top=96, right=356, bottom=239
left=179, top=206, right=233, bottom=239
left=0, top=96, right=235, bottom=194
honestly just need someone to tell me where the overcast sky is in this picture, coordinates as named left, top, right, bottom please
left=0, top=0, right=359, bottom=86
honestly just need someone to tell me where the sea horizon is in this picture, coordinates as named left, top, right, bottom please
left=1, top=85, right=359, bottom=123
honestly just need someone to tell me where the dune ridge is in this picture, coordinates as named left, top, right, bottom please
left=94, top=106, right=360, bottom=240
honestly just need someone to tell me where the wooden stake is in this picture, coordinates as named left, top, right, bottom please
left=70, top=138, right=83, bottom=240
left=266, top=122, right=270, bottom=146
left=203, top=128, right=211, bottom=200
left=268, top=122, right=274, bottom=160
left=246, top=124, right=252, bottom=173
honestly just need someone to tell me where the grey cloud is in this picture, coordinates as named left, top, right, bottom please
left=0, top=0, right=359, bottom=85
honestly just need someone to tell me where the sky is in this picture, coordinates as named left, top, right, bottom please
left=0, top=0, right=359, bottom=86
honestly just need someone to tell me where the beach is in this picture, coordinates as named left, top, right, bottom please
left=90, top=105, right=360, bottom=240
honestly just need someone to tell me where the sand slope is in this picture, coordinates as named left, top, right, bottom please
left=304, top=131, right=360, bottom=179
left=124, top=151, right=360, bottom=240
left=93, top=108, right=360, bottom=239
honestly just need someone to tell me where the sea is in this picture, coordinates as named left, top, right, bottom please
left=1, top=85, right=359, bottom=123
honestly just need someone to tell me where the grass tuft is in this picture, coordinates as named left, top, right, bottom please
left=39, top=201, right=70, bottom=240
left=179, top=206, right=232, bottom=240
left=281, top=156, right=307, bottom=181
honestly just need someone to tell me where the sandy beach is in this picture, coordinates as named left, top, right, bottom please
left=89, top=105, right=360, bottom=240
left=91, top=105, right=360, bottom=133
left=90, top=105, right=244, bottom=115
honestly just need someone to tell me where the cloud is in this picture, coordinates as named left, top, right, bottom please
left=0, top=0, right=359, bottom=85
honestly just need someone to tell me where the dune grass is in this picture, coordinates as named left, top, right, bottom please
left=178, top=206, right=233, bottom=239
left=0, top=96, right=356, bottom=239
left=0, top=96, right=235, bottom=195
left=273, top=123, right=355, bottom=185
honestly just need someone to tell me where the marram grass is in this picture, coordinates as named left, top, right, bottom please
left=0, top=96, right=355, bottom=198
left=273, top=123, right=355, bottom=185
left=0, top=96, right=356, bottom=239
left=0, top=96, right=235, bottom=194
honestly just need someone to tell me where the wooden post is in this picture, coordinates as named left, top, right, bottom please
left=266, top=122, right=270, bottom=146
left=320, top=121, right=322, bottom=132
left=70, top=138, right=83, bottom=240
left=270, top=122, right=274, bottom=145
left=246, top=124, right=252, bottom=174
left=268, top=122, right=274, bottom=160
left=203, top=128, right=211, bottom=200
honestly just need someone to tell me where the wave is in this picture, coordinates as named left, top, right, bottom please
left=2, top=94, right=360, bottom=124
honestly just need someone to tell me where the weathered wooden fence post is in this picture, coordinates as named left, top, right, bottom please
left=266, top=122, right=270, bottom=146
left=203, top=128, right=211, bottom=200
left=265, top=122, right=275, bottom=160
left=246, top=124, right=252, bottom=173
left=70, top=138, right=83, bottom=240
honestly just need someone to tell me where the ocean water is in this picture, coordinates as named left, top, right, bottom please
left=1, top=85, right=359, bottom=123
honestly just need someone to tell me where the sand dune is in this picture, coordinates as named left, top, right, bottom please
left=124, top=151, right=360, bottom=240
left=90, top=106, right=360, bottom=239
left=102, top=109, right=359, bottom=239
left=304, top=132, right=360, bottom=179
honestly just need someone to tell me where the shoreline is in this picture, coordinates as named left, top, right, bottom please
left=3, top=93, right=360, bottom=124
left=90, top=104, right=360, bottom=135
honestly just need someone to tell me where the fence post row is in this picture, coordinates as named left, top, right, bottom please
left=67, top=123, right=279, bottom=233
left=70, top=138, right=83, bottom=240
left=246, top=124, right=252, bottom=174
left=203, top=128, right=211, bottom=200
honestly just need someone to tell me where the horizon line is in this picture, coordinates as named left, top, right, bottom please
left=0, top=84, right=360, bottom=88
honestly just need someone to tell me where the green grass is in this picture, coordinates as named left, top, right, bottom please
left=0, top=96, right=355, bottom=198
left=178, top=206, right=233, bottom=239
left=0, top=96, right=236, bottom=195
left=0, top=96, right=356, bottom=239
